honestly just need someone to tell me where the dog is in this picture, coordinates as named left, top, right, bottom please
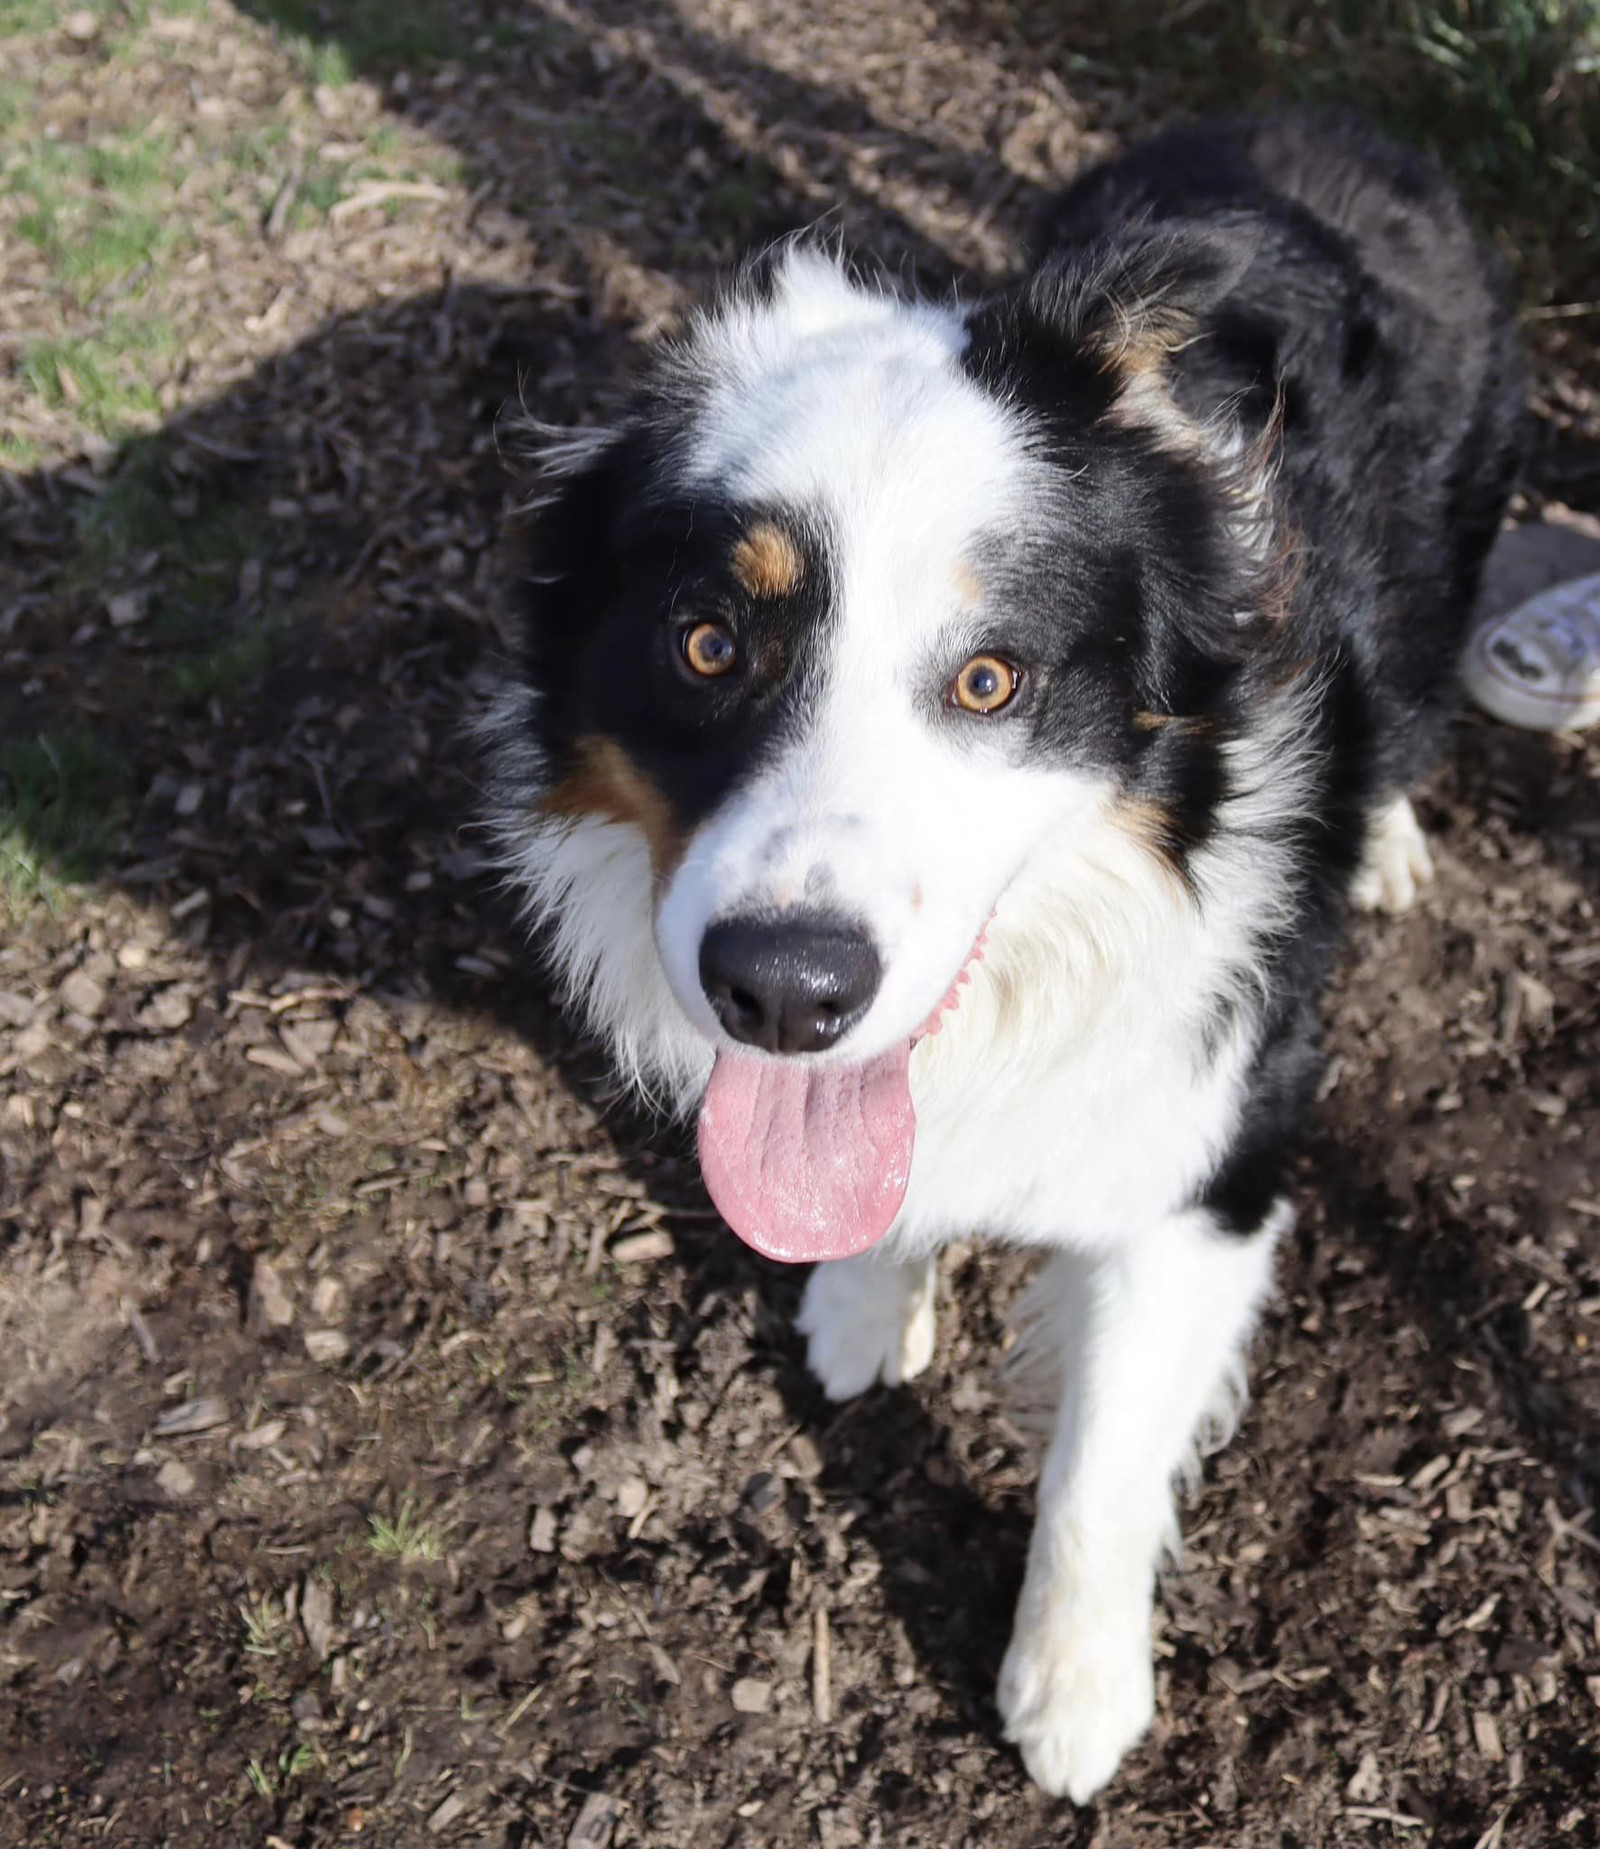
left=481, top=112, right=1525, bottom=1801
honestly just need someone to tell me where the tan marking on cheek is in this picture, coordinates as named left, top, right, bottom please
left=910, top=881, right=924, bottom=913
left=537, top=735, right=685, bottom=877
left=731, top=523, right=804, bottom=599
left=1112, top=795, right=1189, bottom=887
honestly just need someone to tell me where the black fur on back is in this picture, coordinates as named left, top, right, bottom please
left=1031, top=111, right=1528, bottom=789
left=969, top=112, right=1527, bottom=1228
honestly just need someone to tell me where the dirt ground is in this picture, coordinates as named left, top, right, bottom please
left=2, top=4, right=1599, bottom=1847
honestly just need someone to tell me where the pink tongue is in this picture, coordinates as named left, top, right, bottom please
left=697, top=1045, right=915, bottom=1264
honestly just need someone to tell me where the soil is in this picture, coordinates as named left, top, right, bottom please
left=2, top=4, right=1599, bottom=1847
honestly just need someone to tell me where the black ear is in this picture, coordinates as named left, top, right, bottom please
left=1025, top=214, right=1261, bottom=360
left=516, top=427, right=637, bottom=677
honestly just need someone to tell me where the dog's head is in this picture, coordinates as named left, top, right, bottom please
left=486, top=229, right=1289, bottom=1263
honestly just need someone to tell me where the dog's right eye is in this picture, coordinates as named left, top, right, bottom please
left=680, top=621, right=738, bottom=678
left=950, top=653, right=1020, bottom=714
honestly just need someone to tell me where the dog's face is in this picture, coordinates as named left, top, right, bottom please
left=492, top=236, right=1278, bottom=1262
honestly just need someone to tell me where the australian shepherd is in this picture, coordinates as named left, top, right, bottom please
left=481, top=113, right=1525, bottom=1800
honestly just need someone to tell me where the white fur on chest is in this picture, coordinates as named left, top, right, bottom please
left=896, top=1003, right=1249, bottom=1255
left=889, top=842, right=1260, bottom=1256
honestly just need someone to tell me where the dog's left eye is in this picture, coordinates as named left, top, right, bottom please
left=950, top=654, right=1020, bottom=714
left=681, top=621, right=738, bottom=678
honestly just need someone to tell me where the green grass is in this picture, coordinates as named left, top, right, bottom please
left=223, top=121, right=294, bottom=177
left=215, top=123, right=461, bottom=230
left=289, top=32, right=354, bottom=88
left=296, top=161, right=349, bottom=221
left=1072, top=0, right=1600, bottom=305
left=19, top=326, right=170, bottom=436
left=76, top=453, right=269, bottom=587
left=169, top=613, right=287, bottom=703
left=239, top=1595, right=292, bottom=1658
left=251, top=0, right=471, bottom=80
left=8, top=129, right=183, bottom=295
left=0, top=0, right=58, bottom=34
left=0, top=77, right=29, bottom=131
left=0, top=0, right=206, bottom=35
left=244, top=1744, right=315, bottom=1799
left=367, top=1496, right=448, bottom=1562
left=75, top=452, right=187, bottom=560
left=0, top=732, right=131, bottom=911
left=60, top=452, right=287, bottom=701
left=702, top=175, right=766, bottom=241
left=0, top=432, right=41, bottom=472
left=8, top=127, right=186, bottom=432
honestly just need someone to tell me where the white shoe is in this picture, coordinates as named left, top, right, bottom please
left=1463, top=571, right=1600, bottom=731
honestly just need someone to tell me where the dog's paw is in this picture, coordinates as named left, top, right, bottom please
left=1352, top=793, right=1434, bottom=914
left=796, top=1255, right=937, bottom=1402
left=997, top=1582, right=1155, bottom=1804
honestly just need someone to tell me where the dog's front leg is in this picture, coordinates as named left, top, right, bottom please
left=796, top=1250, right=938, bottom=1402
left=998, top=1202, right=1286, bottom=1802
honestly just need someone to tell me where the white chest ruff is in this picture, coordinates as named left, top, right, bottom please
left=892, top=991, right=1252, bottom=1255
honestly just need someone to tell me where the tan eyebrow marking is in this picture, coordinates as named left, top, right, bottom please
left=731, top=523, right=804, bottom=599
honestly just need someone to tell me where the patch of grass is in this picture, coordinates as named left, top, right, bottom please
left=0, top=432, right=41, bottom=473
left=223, top=121, right=294, bottom=177
left=84, top=133, right=172, bottom=196
left=560, top=1344, right=595, bottom=1399
left=215, top=126, right=459, bottom=230
left=295, top=161, right=349, bottom=221
left=169, top=612, right=287, bottom=703
left=65, top=210, right=171, bottom=290
left=8, top=129, right=182, bottom=295
left=239, top=1594, right=292, bottom=1658
left=0, top=78, right=29, bottom=131
left=19, top=323, right=171, bottom=436
left=0, top=0, right=58, bottom=34
left=244, top=1744, right=315, bottom=1799
left=702, top=175, right=766, bottom=240
left=75, top=452, right=184, bottom=560
left=254, top=0, right=470, bottom=77
left=3, top=0, right=209, bottom=40
left=367, top=1495, right=448, bottom=1563
left=290, top=32, right=353, bottom=88
left=72, top=457, right=275, bottom=640
left=0, top=731, right=132, bottom=911
left=1074, top=0, right=1600, bottom=304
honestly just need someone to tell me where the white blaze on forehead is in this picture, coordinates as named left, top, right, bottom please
left=681, top=249, right=1033, bottom=648
left=651, top=248, right=1082, bottom=1065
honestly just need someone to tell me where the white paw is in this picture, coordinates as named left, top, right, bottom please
left=997, top=1577, right=1155, bottom=1803
left=795, top=1255, right=937, bottom=1402
left=1352, top=792, right=1434, bottom=914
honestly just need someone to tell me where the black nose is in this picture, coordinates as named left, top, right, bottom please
left=699, top=915, right=882, bottom=1054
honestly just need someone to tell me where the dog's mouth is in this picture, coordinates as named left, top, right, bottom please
left=696, top=923, right=989, bottom=1264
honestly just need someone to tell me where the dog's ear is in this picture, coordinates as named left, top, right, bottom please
left=965, top=216, right=1274, bottom=489
left=962, top=213, right=1263, bottom=430
left=1027, top=214, right=1260, bottom=366
left=511, top=424, right=640, bottom=680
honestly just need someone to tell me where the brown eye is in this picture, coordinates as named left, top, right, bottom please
left=682, top=621, right=737, bottom=678
left=951, top=654, right=1019, bottom=714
